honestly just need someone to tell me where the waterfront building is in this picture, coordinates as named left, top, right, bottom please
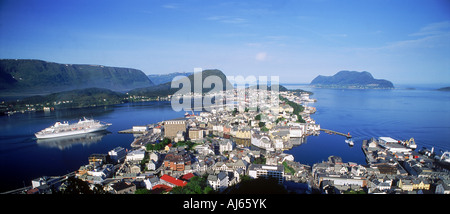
left=31, top=176, right=59, bottom=189
left=108, top=147, right=126, bottom=163
left=251, top=133, right=272, bottom=150
left=88, top=154, right=108, bottom=166
left=133, top=125, right=148, bottom=132
left=289, top=126, right=303, bottom=138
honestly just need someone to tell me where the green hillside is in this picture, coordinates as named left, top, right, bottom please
left=0, top=59, right=153, bottom=93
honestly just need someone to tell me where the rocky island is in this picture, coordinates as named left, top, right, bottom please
left=310, top=70, right=394, bottom=89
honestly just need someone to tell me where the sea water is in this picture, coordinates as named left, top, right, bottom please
left=1, top=86, right=449, bottom=191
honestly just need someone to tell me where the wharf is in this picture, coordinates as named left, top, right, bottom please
left=320, top=129, right=352, bottom=138
left=131, top=132, right=162, bottom=148
left=118, top=129, right=146, bottom=134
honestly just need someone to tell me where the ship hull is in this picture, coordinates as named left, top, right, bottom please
left=35, top=124, right=110, bottom=139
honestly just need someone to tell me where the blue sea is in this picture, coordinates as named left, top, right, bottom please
left=1, top=85, right=450, bottom=192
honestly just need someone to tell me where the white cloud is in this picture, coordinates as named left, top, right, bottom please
left=255, top=52, right=267, bottom=61
left=162, top=4, right=179, bottom=9
left=206, top=16, right=247, bottom=24
left=385, top=21, right=450, bottom=49
left=409, top=21, right=450, bottom=37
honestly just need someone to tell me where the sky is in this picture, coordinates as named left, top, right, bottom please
left=1, top=0, right=449, bottom=84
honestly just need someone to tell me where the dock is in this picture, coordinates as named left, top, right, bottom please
left=118, top=129, right=146, bottom=134
left=320, top=129, right=352, bottom=138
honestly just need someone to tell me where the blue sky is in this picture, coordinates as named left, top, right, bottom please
left=1, top=0, right=449, bottom=84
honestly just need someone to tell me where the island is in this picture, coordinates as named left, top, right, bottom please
left=310, top=70, right=394, bottom=89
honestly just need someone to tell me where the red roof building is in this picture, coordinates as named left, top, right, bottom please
left=152, top=184, right=172, bottom=194
left=160, top=174, right=187, bottom=187
left=180, top=173, right=195, bottom=181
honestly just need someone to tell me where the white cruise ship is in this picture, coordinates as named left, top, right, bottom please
left=35, top=117, right=111, bottom=139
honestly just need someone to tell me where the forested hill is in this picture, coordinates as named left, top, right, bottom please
left=0, top=59, right=153, bottom=93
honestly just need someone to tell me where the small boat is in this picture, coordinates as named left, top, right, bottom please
left=345, top=138, right=354, bottom=146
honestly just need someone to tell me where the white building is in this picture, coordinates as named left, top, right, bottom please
left=219, top=139, right=234, bottom=154
left=251, top=133, right=272, bottom=150
left=126, top=148, right=146, bottom=162
left=248, top=164, right=284, bottom=184
left=133, top=126, right=148, bottom=132
left=108, top=147, right=127, bottom=163
left=207, top=171, right=229, bottom=192
left=289, top=126, right=303, bottom=138
left=147, top=160, right=157, bottom=170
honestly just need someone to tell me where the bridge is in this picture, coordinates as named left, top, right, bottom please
left=320, top=129, right=352, bottom=138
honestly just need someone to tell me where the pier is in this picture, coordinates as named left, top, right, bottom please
left=320, top=129, right=352, bottom=138
left=118, top=129, right=147, bottom=134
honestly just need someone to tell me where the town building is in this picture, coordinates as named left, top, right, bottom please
left=126, top=148, right=146, bottom=163
left=164, top=119, right=187, bottom=139
left=133, top=125, right=148, bottom=132
left=188, top=128, right=203, bottom=140
left=160, top=174, right=187, bottom=187
left=110, top=181, right=136, bottom=194
left=207, top=171, right=229, bottom=192
left=248, top=164, right=284, bottom=184
left=163, top=150, right=192, bottom=171
left=219, top=139, right=234, bottom=154
left=108, top=147, right=126, bottom=163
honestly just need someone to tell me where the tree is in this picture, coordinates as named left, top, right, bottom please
left=170, top=175, right=215, bottom=194
left=135, top=188, right=151, bottom=194
left=146, top=138, right=171, bottom=151
left=61, top=177, right=93, bottom=194
left=225, top=177, right=288, bottom=194
left=258, top=121, right=265, bottom=128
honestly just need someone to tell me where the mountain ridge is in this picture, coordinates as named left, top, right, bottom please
left=147, top=72, right=193, bottom=85
left=0, top=59, right=153, bottom=93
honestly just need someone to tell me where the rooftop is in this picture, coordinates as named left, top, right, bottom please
left=160, top=174, right=187, bottom=187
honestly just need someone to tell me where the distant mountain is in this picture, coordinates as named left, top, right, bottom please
left=129, top=69, right=234, bottom=97
left=0, top=59, right=153, bottom=94
left=436, top=87, right=450, bottom=91
left=147, top=72, right=193, bottom=85
left=310, top=70, right=394, bottom=89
